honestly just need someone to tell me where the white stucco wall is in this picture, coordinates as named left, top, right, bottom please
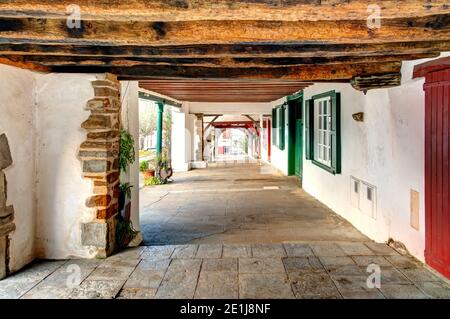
left=301, top=61, right=429, bottom=261
left=34, top=73, right=97, bottom=259
left=0, top=64, right=37, bottom=272
left=171, top=103, right=193, bottom=171
left=121, top=81, right=141, bottom=237
left=264, top=97, right=289, bottom=174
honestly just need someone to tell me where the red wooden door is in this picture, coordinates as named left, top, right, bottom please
left=423, top=66, right=450, bottom=279
left=263, top=117, right=271, bottom=161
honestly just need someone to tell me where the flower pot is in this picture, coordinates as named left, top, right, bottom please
left=144, top=169, right=155, bottom=178
left=118, top=189, right=126, bottom=212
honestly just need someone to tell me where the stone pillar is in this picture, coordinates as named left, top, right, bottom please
left=156, top=102, right=164, bottom=157
left=194, top=113, right=204, bottom=161
left=0, top=133, right=15, bottom=279
left=79, top=74, right=121, bottom=258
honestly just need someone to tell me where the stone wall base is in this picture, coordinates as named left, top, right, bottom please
left=0, top=133, right=14, bottom=279
left=79, top=74, right=121, bottom=258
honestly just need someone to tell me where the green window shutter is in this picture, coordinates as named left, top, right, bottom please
left=304, top=99, right=313, bottom=160
left=272, top=108, right=277, bottom=145
left=331, top=92, right=341, bottom=174
left=278, top=106, right=285, bottom=150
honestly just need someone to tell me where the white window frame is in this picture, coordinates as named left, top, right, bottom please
left=313, top=96, right=332, bottom=167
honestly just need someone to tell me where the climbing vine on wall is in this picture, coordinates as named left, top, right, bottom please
left=119, top=129, right=135, bottom=173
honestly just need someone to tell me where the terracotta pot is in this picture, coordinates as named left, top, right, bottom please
left=144, top=169, right=155, bottom=178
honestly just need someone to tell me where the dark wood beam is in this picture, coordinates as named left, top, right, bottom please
left=350, top=73, right=402, bottom=91
left=204, top=116, right=220, bottom=131
left=0, top=15, right=448, bottom=45
left=0, top=0, right=448, bottom=21
left=3, top=53, right=438, bottom=68
left=48, top=62, right=402, bottom=81
left=0, top=41, right=447, bottom=59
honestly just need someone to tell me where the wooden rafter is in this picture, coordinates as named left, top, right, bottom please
left=0, top=0, right=448, bottom=21
left=0, top=16, right=448, bottom=45
left=204, top=116, right=220, bottom=132
left=0, top=0, right=448, bottom=92
left=0, top=41, right=447, bottom=58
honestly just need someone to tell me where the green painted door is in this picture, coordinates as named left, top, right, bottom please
left=295, top=119, right=303, bottom=177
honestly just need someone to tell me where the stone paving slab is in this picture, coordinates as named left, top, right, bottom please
left=309, top=243, right=347, bottom=257
left=172, top=245, right=199, bottom=259
left=196, top=244, right=223, bottom=259
left=239, top=258, right=285, bottom=274
left=283, top=243, right=314, bottom=257
left=338, top=243, right=374, bottom=256
left=252, top=244, right=286, bottom=258
left=239, top=273, right=295, bottom=299
left=1, top=243, right=450, bottom=299
left=195, top=271, right=238, bottom=299
left=288, top=271, right=341, bottom=299
left=283, top=257, right=324, bottom=272
left=380, top=284, right=430, bottom=299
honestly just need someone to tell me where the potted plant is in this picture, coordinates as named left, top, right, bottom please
left=140, top=160, right=155, bottom=178
left=118, top=182, right=132, bottom=218
left=116, top=129, right=139, bottom=249
left=116, top=182, right=137, bottom=248
left=155, top=153, right=173, bottom=182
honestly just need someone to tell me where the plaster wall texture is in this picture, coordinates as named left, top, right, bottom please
left=34, top=73, right=97, bottom=259
left=0, top=64, right=37, bottom=272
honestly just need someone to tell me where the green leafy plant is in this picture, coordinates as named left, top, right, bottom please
left=144, top=176, right=166, bottom=186
left=116, top=219, right=138, bottom=249
left=119, top=129, right=135, bottom=173
left=139, top=160, right=148, bottom=172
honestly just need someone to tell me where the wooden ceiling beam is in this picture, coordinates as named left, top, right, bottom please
left=46, top=61, right=402, bottom=81
left=3, top=53, right=438, bottom=68
left=0, top=41, right=447, bottom=59
left=351, top=72, right=402, bottom=92
left=0, top=0, right=448, bottom=21
left=0, top=15, right=448, bottom=45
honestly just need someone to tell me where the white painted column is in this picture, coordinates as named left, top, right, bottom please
left=171, top=105, right=192, bottom=171
left=120, top=81, right=142, bottom=244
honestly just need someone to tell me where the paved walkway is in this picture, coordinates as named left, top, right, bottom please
left=140, top=163, right=367, bottom=245
left=1, top=163, right=448, bottom=299
left=1, top=243, right=449, bottom=299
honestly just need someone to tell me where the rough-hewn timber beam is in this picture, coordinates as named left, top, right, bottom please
left=2, top=53, right=437, bottom=68
left=47, top=61, right=402, bottom=81
left=351, top=73, right=402, bottom=91
left=0, top=41, right=448, bottom=59
left=0, top=16, right=448, bottom=45
left=0, top=0, right=448, bottom=21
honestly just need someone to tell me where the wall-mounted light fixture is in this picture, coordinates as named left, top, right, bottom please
left=352, top=112, right=364, bottom=122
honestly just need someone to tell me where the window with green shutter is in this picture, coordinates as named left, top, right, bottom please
left=272, top=107, right=277, bottom=146
left=304, top=90, right=341, bottom=174
left=271, top=105, right=286, bottom=150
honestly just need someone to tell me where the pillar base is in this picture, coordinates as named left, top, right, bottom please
left=191, top=161, right=208, bottom=169
left=81, top=214, right=117, bottom=258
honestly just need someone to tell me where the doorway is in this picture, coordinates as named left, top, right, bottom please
left=416, top=60, right=450, bottom=280
left=287, top=93, right=303, bottom=180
